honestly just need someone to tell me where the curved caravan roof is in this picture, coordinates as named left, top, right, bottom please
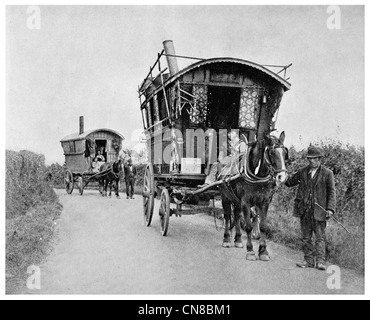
left=60, top=128, right=125, bottom=143
left=166, top=57, right=291, bottom=91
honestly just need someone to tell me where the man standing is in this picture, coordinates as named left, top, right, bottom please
left=285, top=146, right=336, bottom=271
left=124, top=158, right=137, bottom=199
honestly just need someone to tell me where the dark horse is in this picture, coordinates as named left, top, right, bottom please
left=220, top=131, right=288, bottom=261
left=99, top=159, right=123, bottom=198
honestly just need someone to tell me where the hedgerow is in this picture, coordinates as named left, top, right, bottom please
left=6, top=150, right=62, bottom=294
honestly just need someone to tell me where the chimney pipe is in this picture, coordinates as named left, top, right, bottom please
left=79, top=116, right=84, bottom=135
left=163, top=40, right=179, bottom=77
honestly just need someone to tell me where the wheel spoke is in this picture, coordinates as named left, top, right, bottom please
left=159, top=188, right=170, bottom=236
left=143, top=164, right=154, bottom=227
left=64, top=171, right=74, bottom=194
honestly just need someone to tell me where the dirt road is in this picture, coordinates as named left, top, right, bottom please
left=23, top=189, right=364, bottom=295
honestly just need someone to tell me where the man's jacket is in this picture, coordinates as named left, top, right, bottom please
left=124, top=164, right=137, bottom=180
left=285, top=165, right=336, bottom=221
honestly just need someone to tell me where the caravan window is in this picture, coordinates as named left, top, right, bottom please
left=69, top=141, right=76, bottom=153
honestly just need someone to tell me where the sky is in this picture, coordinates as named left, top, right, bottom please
left=5, top=5, right=365, bottom=165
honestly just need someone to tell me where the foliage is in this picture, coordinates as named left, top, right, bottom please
left=6, top=150, right=59, bottom=219
left=6, top=150, right=62, bottom=293
left=269, top=139, right=364, bottom=272
left=45, top=162, right=65, bottom=187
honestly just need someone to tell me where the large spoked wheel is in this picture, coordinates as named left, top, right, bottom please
left=77, top=176, right=84, bottom=196
left=159, top=188, right=170, bottom=236
left=65, top=170, right=74, bottom=194
left=143, top=163, right=155, bottom=227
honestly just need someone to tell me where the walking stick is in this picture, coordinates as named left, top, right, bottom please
left=314, top=203, right=352, bottom=235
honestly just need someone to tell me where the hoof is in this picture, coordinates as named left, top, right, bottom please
left=235, top=242, right=244, bottom=249
left=222, top=242, right=232, bottom=248
left=259, top=254, right=271, bottom=262
left=246, top=252, right=257, bottom=261
left=116, top=196, right=121, bottom=199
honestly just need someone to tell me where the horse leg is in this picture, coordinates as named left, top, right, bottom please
left=115, top=179, right=121, bottom=199
left=242, top=201, right=257, bottom=261
left=101, top=179, right=106, bottom=197
left=108, top=181, right=113, bottom=197
left=221, top=197, right=232, bottom=248
left=234, top=204, right=244, bottom=248
left=258, top=204, right=270, bottom=261
left=99, top=178, right=104, bottom=195
left=104, top=179, right=109, bottom=197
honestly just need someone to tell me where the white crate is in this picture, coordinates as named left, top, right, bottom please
left=181, top=158, right=202, bottom=174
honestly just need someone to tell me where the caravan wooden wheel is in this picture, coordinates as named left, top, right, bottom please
left=143, top=163, right=155, bottom=227
left=65, top=170, right=74, bottom=194
left=159, top=188, right=170, bottom=236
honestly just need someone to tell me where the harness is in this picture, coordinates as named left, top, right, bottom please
left=220, top=142, right=286, bottom=206
left=264, top=144, right=288, bottom=175
left=242, top=143, right=287, bottom=184
left=109, top=161, right=122, bottom=179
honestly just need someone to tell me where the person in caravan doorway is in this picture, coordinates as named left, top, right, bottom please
left=92, top=149, right=105, bottom=173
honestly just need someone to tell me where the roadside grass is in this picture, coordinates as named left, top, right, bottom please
left=6, top=150, right=63, bottom=294
left=266, top=205, right=365, bottom=274
left=6, top=203, right=62, bottom=293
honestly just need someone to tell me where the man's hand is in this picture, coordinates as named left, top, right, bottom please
left=326, top=210, right=334, bottom=220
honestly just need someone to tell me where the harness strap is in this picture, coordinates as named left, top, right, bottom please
left=244, top=145, right=273, bottom=183
left=264, top=146, right=287, bottom=174
left=242, top=171, right=271, bottom=184
left=110, top=161, right=121, bottom=179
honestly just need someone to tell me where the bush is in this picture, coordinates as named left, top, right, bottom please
left=6, top=150, right=62, bottom=294
left=269, top=140, right=364, bottom=273
left=6, top=150, right=58, bottom=219
left=45, top=162, right=65, bottom=187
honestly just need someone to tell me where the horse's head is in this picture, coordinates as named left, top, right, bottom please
left=264, top=132, right=289, bottom=186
